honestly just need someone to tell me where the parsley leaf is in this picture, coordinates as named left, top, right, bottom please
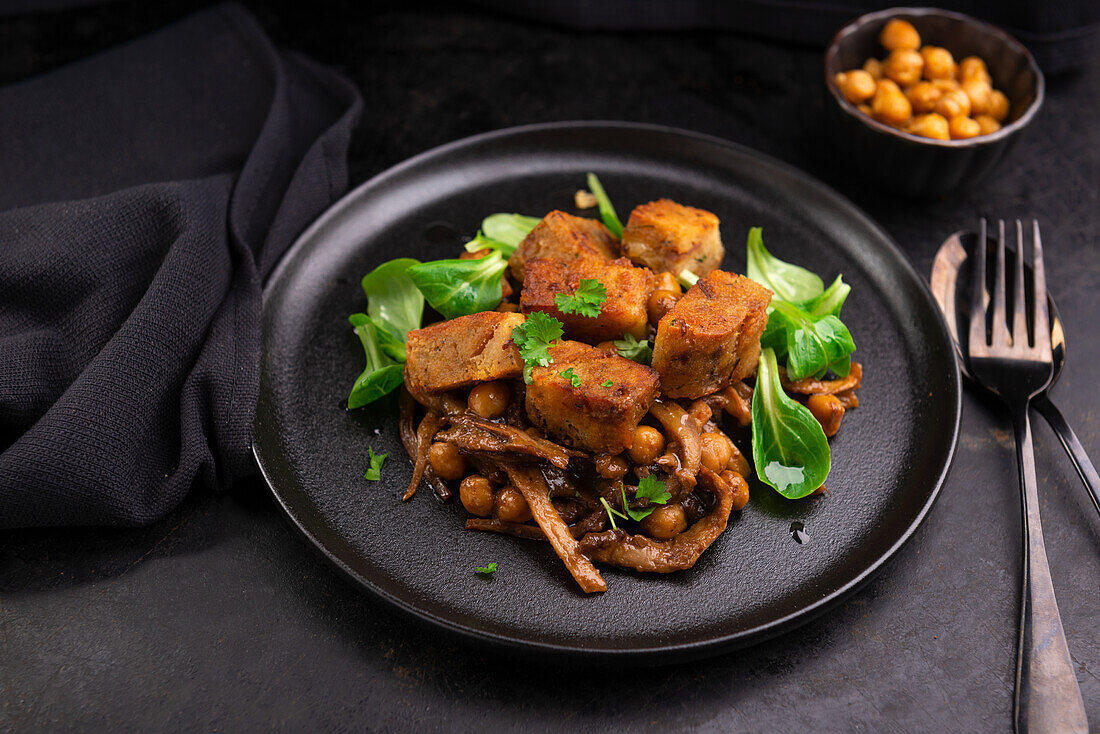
left=600, top=478, right=673, bottom=525
left=626, top=475, right=671, bottom=520
left=612, top=333, right=652, bottom=364
left=601, top=379, right=614, bottom=387
left=475, top=562, right=498, bottom=576
left=511, top=311, right=564, bottom=379
left=559, top=367, right=581, bottom=387
left=554, top=279, right=607, bottom=318
left=364, top=447, right=387, bottom=481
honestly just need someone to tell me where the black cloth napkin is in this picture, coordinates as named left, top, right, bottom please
left=0, top=3, right=361, bottom=528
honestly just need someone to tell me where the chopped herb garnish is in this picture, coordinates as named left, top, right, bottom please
left=559, top=367, right=582, bottom=387
left=511, top=311, right=564, bottom=383
left=625, top=475, right=671, bottom=520
left=599, top=478, right=673, bottom=526
left=612, top=333, right=652, bottom=364
left=364, top=447, right=387, bottom=481
left=599, top=497, right=623, bottom=530
left=475, top=562, right=498, bottom=576
left=601, top=379, right=614, bottom=387
left=554, top=278, right=607, bottom=318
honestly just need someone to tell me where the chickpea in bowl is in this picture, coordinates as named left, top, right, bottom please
left=824, top=8, right=1044, bottom=197
left=835, top=18, right=1011, bottom=140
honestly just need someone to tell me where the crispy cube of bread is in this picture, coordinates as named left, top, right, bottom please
left=620, top=199, right=724, bottom=277
left=520, top=257, right=654, bottom=342
left=526, top=341, right=660, bottom=454
left=651, top=271, right=772, bottom=399
left=404, top=311, right=525, bottom=396
left=509, top=210, right=618, bottom=281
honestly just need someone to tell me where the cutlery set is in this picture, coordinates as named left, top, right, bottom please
left=931, top=220, right=1091, bottom=733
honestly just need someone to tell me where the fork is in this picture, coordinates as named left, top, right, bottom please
left=967, top=219, right=1088, bottom=733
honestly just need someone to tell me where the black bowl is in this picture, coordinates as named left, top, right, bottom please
left=824, top=7, right=1044, bottom=198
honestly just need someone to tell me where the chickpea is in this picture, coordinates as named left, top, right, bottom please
left=862, top=57, right=884, bottom=80
left=806, top=394, right=845, bottom=437
left=595, top=453, right=630, bottom=480
left=876, top=78, right=901, bottom=95
left=948, top=115, right=981, bottom=140
left=908, top=113, right=950, bottom=141
left=857, top=103, right=872, bottom=116
left=653, top=271, right=681, bottom=294
left=871, top=81, right=912, bottom=127
left=689, top=400, right=712, bottom=425
left=958, top=56, right=990, bottom=84
left=920, top=46, right=956, bottom=80
left=494, top=485, right=532, bottom=523
left=723, top=470, right=750, bottom=512
left=647, top=289, right=680, bottom=325
left=961, top=79, right=992, bottom=116
left=428, top=441, right=466, bottom=480
left=989, top=90, right=1009, bottom=122
left=596, top=340, right=618, bottom=353
left=934, top=88, right=971, bottom=119
left=884, top=49, right=923, bottom=87
left=837, top=69, right=876, bottom=104
left=905, top=81, right=942, bottom=114
left=468, top=381, right=509, bottom=419
left=975, top=114, right=1002, bottom=135
left=495, top=302, right=520, bottom=313
left=640, top=503, right=687, bottom=540
left=628, top=425, right=666, bottom=465
left=932, top=78, right=960, bottom=93
left=700, top=432, right=733, bottom=474
left=459, top=475, right=494, bottom=517
left=880, top=18, right=921, bottom=51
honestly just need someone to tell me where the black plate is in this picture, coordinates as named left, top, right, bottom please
left=253, top=122, right=961, bottom=662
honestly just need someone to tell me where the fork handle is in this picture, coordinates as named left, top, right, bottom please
left=1033, top=395, right=1100, bottom=519
left=1011, top=402, right=1088, bottom=734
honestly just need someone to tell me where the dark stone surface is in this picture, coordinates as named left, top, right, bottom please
left=1, top=2, right=1098, bottom=731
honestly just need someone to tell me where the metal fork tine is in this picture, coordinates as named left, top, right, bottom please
left=1031, top=220, right=1052, bottom=357
left=991, top=220, right=1009, bottom=347
left=969, top=218, right=989, bottom=349
left=1012, top=220, right=1028, bottom=345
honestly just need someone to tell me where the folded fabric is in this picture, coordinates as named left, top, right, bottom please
left=0, top=3, right=362, bottom=527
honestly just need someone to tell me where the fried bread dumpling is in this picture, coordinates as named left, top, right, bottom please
left=508, top=210, right=618, bottom=282
left=620, top=199, right=724, bottom=278
left=652, top=271, right=771, bottom=399
left=404, top=311, right=525, bottom=396
left=520, top=257, right=654, bottom=342
left=525, top=340, right=660, bottom=454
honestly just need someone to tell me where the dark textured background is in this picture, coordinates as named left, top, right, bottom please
left=2, top=2, right=1098, bottom=731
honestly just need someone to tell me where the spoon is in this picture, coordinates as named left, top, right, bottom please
left=931, top=230, right=1100, bottom=518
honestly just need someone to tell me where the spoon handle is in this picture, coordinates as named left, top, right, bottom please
left=1033, top=395, right=1100, bottom=519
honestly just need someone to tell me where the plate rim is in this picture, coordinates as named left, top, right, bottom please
left=253, top=120, right=963, bottom=662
